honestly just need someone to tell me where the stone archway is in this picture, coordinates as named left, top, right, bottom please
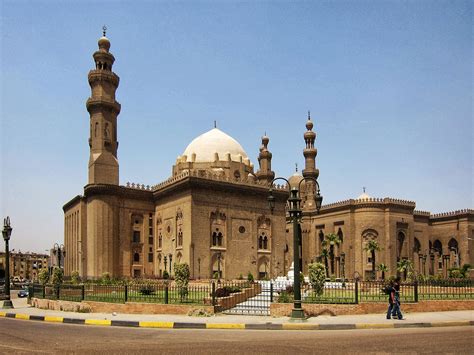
left=257, top=256, right=270, bottom=280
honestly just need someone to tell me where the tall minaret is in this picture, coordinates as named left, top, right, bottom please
left=87, top=27, right=121, bottom=185
left=256, top=134, right=275, bottom=184
left=302, top=111, right=319, bottom=210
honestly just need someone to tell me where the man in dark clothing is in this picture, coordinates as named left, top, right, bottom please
left=387, top=277, right=403, bottom=319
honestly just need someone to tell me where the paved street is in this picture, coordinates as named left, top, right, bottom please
left=0, top=317, right=472, bottom=354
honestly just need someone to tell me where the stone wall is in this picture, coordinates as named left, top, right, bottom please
left=31, top=297, right=214, bottom=315
left=270, top=300, right=474, bottom=317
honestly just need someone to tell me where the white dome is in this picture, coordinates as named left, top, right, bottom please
left=357, top=192, right=371, bottom=200
left=182, top=128, right=250, bottom=164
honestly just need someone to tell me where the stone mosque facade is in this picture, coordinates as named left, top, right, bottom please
left=63, top=33, right=473, bottom=280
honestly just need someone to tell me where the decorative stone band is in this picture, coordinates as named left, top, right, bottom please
left=86, top=97, right=121, bottom=115
left=88, top=70, right=120, bottom=86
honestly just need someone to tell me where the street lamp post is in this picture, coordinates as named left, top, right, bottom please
left=2, top=217, right=14, bottom=309
left=52, top=243, right=65, bottom=270
left=163, top=256, right=167, bottom=277
left=268, top=177, right=322, bottom=320
left=169, top=254, right=172, bottom=276
left=340, top=252, right=346, bottom=287
left=217, top=253, right=222, bottom=283
left=197, top=258, right=201, bottom=280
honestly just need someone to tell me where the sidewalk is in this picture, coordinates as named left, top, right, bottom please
left=1, top=298, right=473, bottom=330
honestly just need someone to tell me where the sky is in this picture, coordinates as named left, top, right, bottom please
left=1, top=0, right=472, bottom=253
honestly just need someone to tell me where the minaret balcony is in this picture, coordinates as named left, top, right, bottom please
left=88, top=70, right=120, bottom=86
left=86, top=97, right=121, bottom=114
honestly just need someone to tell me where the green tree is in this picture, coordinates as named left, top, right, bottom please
left=397, top=258, right=413, bottom=280
left=101, top=272, right=112, bottom=285
left=320, top=249, right=330, bottom=278
left=308, top=262, right=326, bottom=296
left=38, top=268, right=49, bottom=285
left=51, top=267, right=64, bottom=298
left=71, top=270, right=81, bottom=285
left=322, top=233, right=341, bottom=276
left=174, top=263, right=190, bottom=302
left=364, top=240, right=380, bottom=280
left=377, top=263, right=388, bottom=280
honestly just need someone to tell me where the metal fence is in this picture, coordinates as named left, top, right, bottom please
left=29, top=278, right=474, bottom=314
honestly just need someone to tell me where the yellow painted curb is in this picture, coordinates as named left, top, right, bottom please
left=206, top=323, right=245, bottom=329
left=0, top=312, right=6, bottom=317
left=15, top=314, right=30, bottom=320
left=139, top=321, right=174, bottom=328
left=431, top=321, right=470, bottom=327
left=356, top=323, right=394, bottom=329
left=44, top=316, right=64, bottom=323
left=85, top=319, right=111, bottom=326
left=282, top=323, right=319, bottom=330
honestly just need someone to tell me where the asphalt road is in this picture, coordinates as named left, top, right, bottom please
left=1, top=318, right=473, bottom=354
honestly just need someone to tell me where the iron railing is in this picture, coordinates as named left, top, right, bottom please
left=28, top=278, right=474, bottom=311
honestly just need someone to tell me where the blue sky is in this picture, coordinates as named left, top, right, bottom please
left=1, top=0, right=472, bottom=253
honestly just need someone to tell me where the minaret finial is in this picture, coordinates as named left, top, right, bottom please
left=214, top=120, right=217, bottom=128
left=102, top=25, right=107, bottom=37
left=308, top=110, right=311, bottom=120
left=295, top=163, right=298, bottom=172
left=264, top=131, right=267, bottom=136
left=363, top=186, right=366, bottom=193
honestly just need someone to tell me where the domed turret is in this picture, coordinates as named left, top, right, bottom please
left=173, top=126, right=254, bottom=180
left=98, top=26, right=111, bottom=52
left=357, top=187, right=371, bottom=200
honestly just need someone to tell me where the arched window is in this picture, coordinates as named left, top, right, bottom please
left=263, top=236, right=268, bottom=250
left=178, top=230, right=183, bottom=246
left=212, top=232, right=218, bottom=246
left=397, top=232, right=405, bottom=258
left=319, top=230, right=324, bottom=244
left=133, top=253, right=140, bottom=263
left=433, top=240, right=442, bottom=256
left=448, top=238, right=458, bottom=252
left=158, top=234, right=162, bottom=248
left=258, top=236, right=263, bottom=249
left=413, top=238, right=421, bottom=253
left=337, top=228, right=343, bottom=243
left=217, top=232, right=223, bottom=246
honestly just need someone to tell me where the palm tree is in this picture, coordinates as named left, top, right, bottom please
left=377, top=263, right=388, bottom=280
left=320, top=248, right=330, bottom=278
left=364, top=240, right=380, bottom=280
left=322, top=233, right=341, bottom=276
left=397, top=258, right=414, bottom=280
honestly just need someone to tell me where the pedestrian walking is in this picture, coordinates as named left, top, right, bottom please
left=391, top=277, right=403, bottom=320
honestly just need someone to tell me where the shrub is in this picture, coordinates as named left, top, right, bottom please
left=308, top=262, right=326, bottom=296
left=51, top=267, right=64, bottom=288
left=71, top=271, right=81, bottom=285
left=174, top=263, right=190, bottom=301
left=213, top=272, right=219, bottom=280
left=101, top=272, right=112, bottom=285
left=163, top=270, right=169, bottom=280
left=278, top=291, right=292, bottom=303
left=247, top=272, right=254, bottom=283
left=139, top=282, right=155, bottom=295
left=215, top=287, right=230, bottom=298
left=238, top=273, right=244, bottom=280
left=223, top=286, right=241, bottom=294
left=38, top=268, right=49, bottom=285
left=285, top=285, right=294, bottom=294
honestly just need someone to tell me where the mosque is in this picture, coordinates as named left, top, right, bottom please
left=63, top=32, right=473, bottom=280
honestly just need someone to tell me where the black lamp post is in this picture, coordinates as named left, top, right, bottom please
left=268, top=177, right=322, bottom=320
left=2, top=217, right=14, bottom=309
left=217, top=253, right=222, bottom=283
left=52, top=243, right=65, bottom=270
left=197, top=257, right=201, bottom=280
left=163, top=256, right=167, bottom=277
left=169, top=254, right=172, bottom=276
left=340, top=252, right=346, bottom=287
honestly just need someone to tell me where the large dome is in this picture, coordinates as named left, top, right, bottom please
left=182, top=128, right=250, bottom=164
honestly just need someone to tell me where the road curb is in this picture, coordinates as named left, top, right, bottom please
left=0, top=312, right=472, bottom=330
